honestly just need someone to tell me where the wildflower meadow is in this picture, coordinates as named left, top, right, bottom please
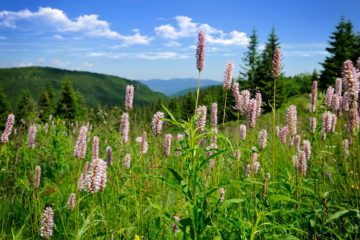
left=1, top=24, right=360, bottom=240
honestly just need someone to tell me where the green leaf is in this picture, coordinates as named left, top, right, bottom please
left=168, top=167, right=183, bottom=183
left=268, top=194, right=300, bottom=204
left=326, top=209, right=360, bottom=224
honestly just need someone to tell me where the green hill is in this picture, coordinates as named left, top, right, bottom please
left=0, top=66, right=167, bottom=109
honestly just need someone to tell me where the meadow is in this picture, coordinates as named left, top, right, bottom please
left=0, top=32, right=360, bottom=240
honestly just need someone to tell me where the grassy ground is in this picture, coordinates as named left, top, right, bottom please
left=0, top=91, right=359, bottom=239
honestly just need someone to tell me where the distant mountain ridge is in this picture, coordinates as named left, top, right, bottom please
left=139, top=78, right=221, bottom=96
left=0, top=66, right=167, bottom=108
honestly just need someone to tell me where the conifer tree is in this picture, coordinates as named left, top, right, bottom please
left=255, top=27, right=284, bottom=111
left=0, top=83, right=11, bottom=127
left=56, top=78, right=78, bottom=120
left=16, top=90, right=38, bottom=123
left=38, top=88, right=52, bottom=122
left=239, top=28, right=259, bottom=90
left=168, top=98, right=181, bottom=120
left=319, top=17, right=358, bottom=89
left=182, top=91, right=195, bottom=120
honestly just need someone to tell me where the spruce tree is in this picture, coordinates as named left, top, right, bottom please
left=168, top=98, right=181, bottom=120
left=38, top=88, right=52, bottom=122
left=56, top=78, right=78, bottom=120
left=182, top=91, right=195, bottom=120
left=16, top=90, right=38, bottom=123
left=319, top=17, right=358, bottom=89
left=255, top=27, right=284, bottom=111
left=0, top=83, right=11, bottom=127
left=239, top=28, right=259, bottom=90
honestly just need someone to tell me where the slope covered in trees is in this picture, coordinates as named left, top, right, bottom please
left=0, top=66, right=167, bottom=109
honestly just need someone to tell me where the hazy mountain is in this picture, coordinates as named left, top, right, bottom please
left=139, top=78, right=221, bottom=96
left=0, top=66, right=167, bottom=108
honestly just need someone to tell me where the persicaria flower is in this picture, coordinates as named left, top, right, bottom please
left=303, top=140, right=311, bottom=161
left=256, top=92, right=262, bottom=117
left=280, top=126, right=288, bottom=144
left=287, top=105, right=297, bottom=137
left=164, top=134, right=172, bottom=157
left=120, top=113, right=129, bottom=143
left=335, top=78, right=342, bottom=95
left=171, top=216, right=180, bottom=233
left=28, top=125, right=37, bottom=149
left=247, top=99, right=257, bottom=129
left=211, top=102, right=218, bottom=128
left=275, top=126, right=280, bottom=137
left=223, top=61, right=234, bottom=90
left=258, top=130, right=267, bottom=149
left=331, top=114, right=337, bottom=133
left=141, top=131, right=148, bottom=154
left=219, top=188, right=225, bottom=202
left=309, top=81, right=318, bottom=113
left=232, top=82, right=242, bottom=111
left=124, top=154, right=131, bottom=169
left=342, top=59, right=359, bottom=102
left=85, top=158, right=107, bottom=194
left=272, top=47, right=281, bottom=79
left=296, top=151, right=307, bottom=177
left=239, top=124, right=247, bottom=140
left=34, top=166, right=41, bottom=189
left=241, top=90, right=250, bottom=114
left=106, top=146, right=112, bottom=166
left=233, top=149, right=241, bottom=161
left=40, top=207, right=54, bottom=239
left=152, top=112, right=164, bottom=135
left=210, top=127, right=218, bottom=144
left=347, top=105, right=359, bottom=135
left=196, top=105, right=207, bottom=129
left=92, top=136, right=99, bottom=160
left=325, top=87, right=334, bottom=107
left=1, top=113, right=15, bottom=143
left=67, top=193, right=75, bottom=211
left=125, top=85, right=134, bottom=111
left=332, top=94, right=341, bottom=111
left=196, top=30, right=205, bottom=72
left=322, top=111, right=332, bottom=134
left=74, top=126, right=88, bottom=160
left=343, top=92, right=350, bottom=111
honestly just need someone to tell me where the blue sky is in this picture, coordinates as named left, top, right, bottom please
left=0, top=0, right=359, bottom=81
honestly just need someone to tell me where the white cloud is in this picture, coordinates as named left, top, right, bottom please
left=37, top=58, right=45, bottom=63
left=164, top=41, right=182, bottom=47
left=135, top=52, right=189, bottom=60
left=82, top=62, right=94, bottom=67
left=52, top=59, right=70, bottom=67
left=87, top=52, right=105, bottom=57
left=0, top=7, right=153, bottom=45
left=155, top=16, right=249, bottom=46
left=0, top=35, right=6, bottom=40
left=53, top=34, right=64, bottom=40
left=15, top=61, right=33, bottom=67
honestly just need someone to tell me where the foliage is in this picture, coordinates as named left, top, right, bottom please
left=0, top=66, right=168, bottom=109
left=319, top=16, right=360, bottom=89
left=0, top=83, right=11, bottom=128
